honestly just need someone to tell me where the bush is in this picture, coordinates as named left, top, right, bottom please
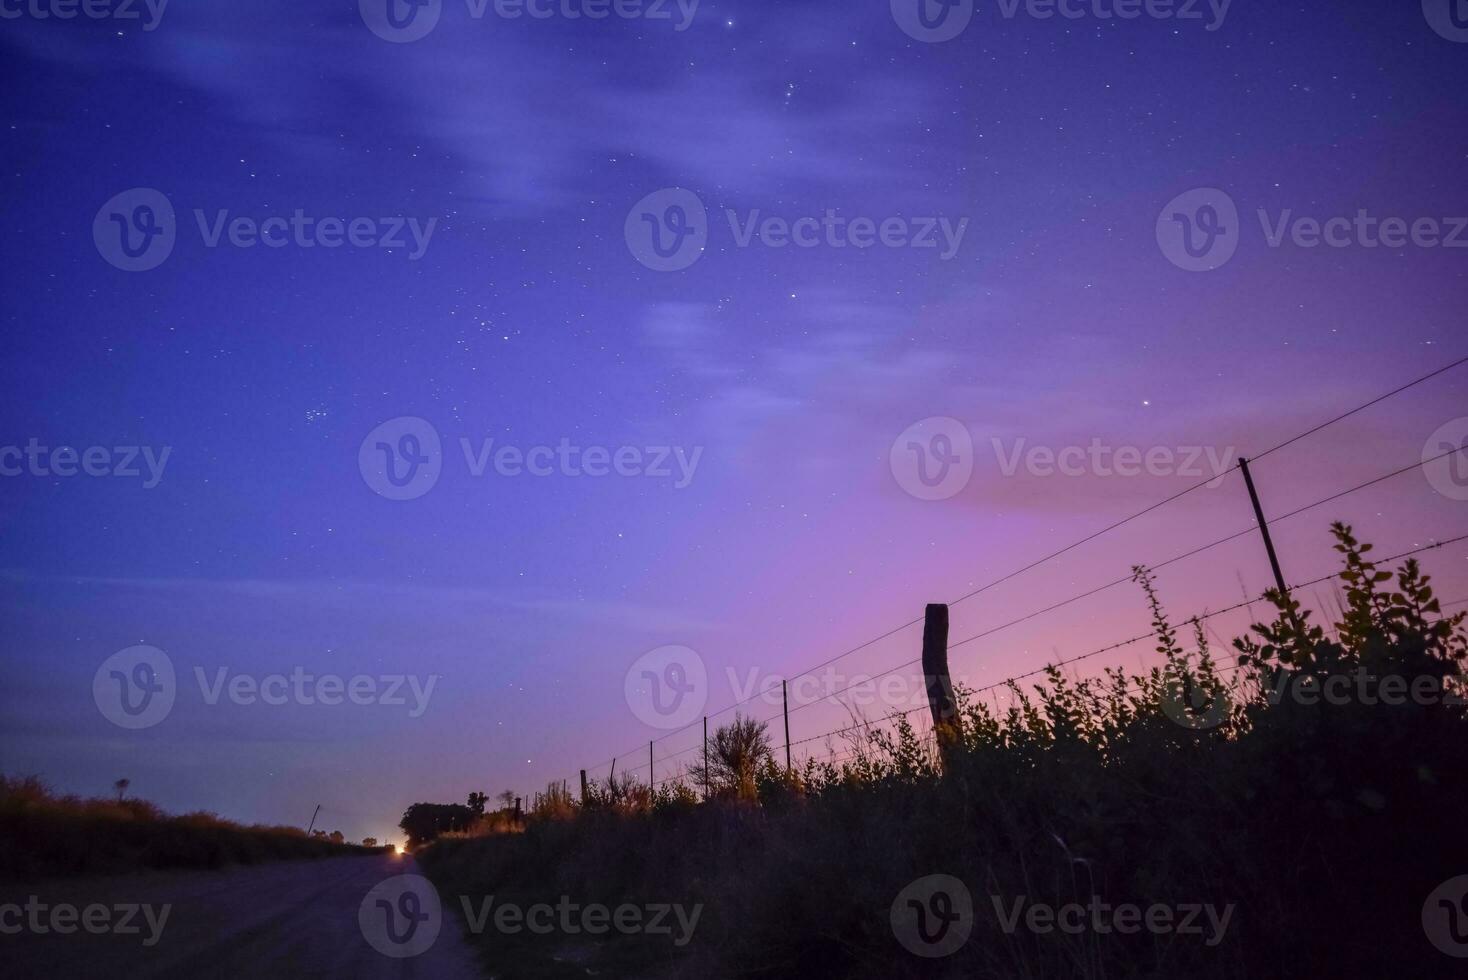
left=420, top=523, right=1468, bottom=978
left=0, top=778, right=386, bottom=879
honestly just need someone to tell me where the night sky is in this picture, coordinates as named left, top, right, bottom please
left=3, top=0, right=1467, bottom=845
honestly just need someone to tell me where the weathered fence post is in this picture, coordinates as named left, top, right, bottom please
left=922, top=602, right=959, bottom=769
left=782, top=679, right=792, bottom=774
left=513, top=796, right=522, bottom=824
left=1238, top=457, right=1290, bottom=599
left=579, top=769, right=588, bottom=803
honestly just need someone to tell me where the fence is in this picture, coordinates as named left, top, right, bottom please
left=512, top=353, right=1468, bottom=810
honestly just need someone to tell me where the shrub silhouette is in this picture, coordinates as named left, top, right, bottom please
left=398, top=801, right=477, bottom=848
left=0, top=777, right=382, bottom=878
left=421, top=523, right=1468, bottom=978
left=687, top=713, right=774, bottom=802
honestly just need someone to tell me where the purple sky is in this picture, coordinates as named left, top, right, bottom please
left=2, top=0, right=1467, bottom=844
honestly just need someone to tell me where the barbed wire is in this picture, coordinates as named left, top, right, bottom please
left=571, top=353, right=1468, bottom=796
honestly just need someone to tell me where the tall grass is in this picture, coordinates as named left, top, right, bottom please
left=421, top=523, right=1468, bottom=978
left=0, top=776, right=386, bottom=879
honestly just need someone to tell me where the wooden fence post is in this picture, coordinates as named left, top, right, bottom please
left=579, top=769, right=588, bottom=803
left=513, top=796, right=522, bottom=824
left=922, top=602, right=959, bottom=769
left=1238, top=457, right=1290, bottom=599
left=782, top=679, right=792, bottom=774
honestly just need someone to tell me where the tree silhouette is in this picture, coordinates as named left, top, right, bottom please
left=399, top=802, right=476, bottom=847
left=113, top=778, right=130, bottom=802
left=467, top=791, right=487, bottom=815
left=689, top=714, right=773, bottom=801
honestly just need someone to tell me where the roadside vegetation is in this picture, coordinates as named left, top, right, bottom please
left=420, top=523, right=1468, bottom=978
left=0, top=777, right=386, bottom=879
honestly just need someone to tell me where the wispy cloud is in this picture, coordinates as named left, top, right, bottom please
left=0, top=569, right=719, bottom=632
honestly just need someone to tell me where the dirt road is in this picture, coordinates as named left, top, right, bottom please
left=1, top=853, right=484, bottom=979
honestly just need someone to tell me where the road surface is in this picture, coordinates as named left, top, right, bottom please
left=1, top=853, right=485, bottom=979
